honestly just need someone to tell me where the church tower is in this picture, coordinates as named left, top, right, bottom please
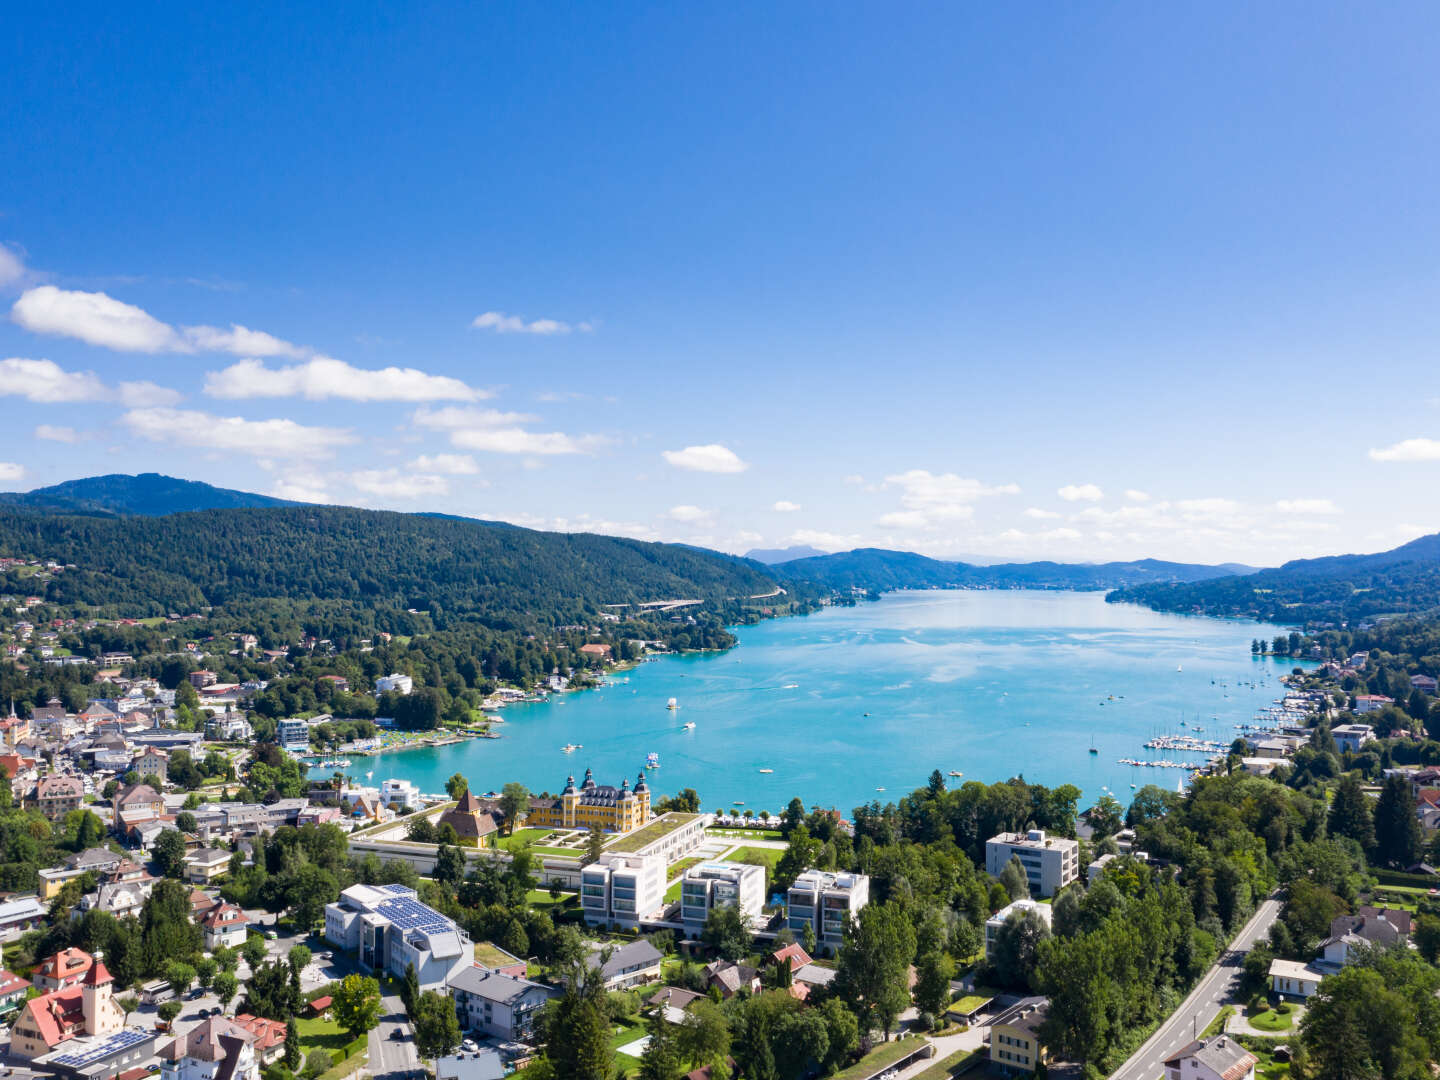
left=81, top=953, right=121, bottom=1036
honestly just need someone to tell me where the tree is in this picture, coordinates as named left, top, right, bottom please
left=284, top=1018, right=302, bottom=1070
left=781, top=797, right=805, bottom=837
left=435, top=843, right=466, bottom=890
left=213, top=971, right=239, bottom=1012
left=1373, top=774, right=1424, bottom=868
left=585, top=824, right=605, bottom=865
left=701, top=904, right=751, bottom=963
left=913, top=948, right=954, bottom=1021
left=166, top=961, right=197, bottom=996
left=1329, top=775, right=1375, bottom=851
left=141, top=879, right=203, bottom=974
left=241, top=935, right=268, bottom=970
left=333, top=974, right=382, bottom=1039
left=153, top=829, right=188, bottom=879
left=638, top=1013, right=685, bottom=1080
left=287, top=862, right=341, bottom=928
left=999, top=854, right=1030, bottom=901
left=195, top=956, right=217, bottom=991
left=243, top=960, right=301, bottom=1020
left=176, top=811, right=198, bottom=834
left=305, top=1050, right=333, bottom=1079
left=158, top=1000, right=183, bottom=1026
left=991, top=907, right=1051, bottom=990
left=412, top=989, right=463, bottom=1059
left=500, top=781, right=530, bottom=834
left=445, top=773, right=468, bottom=800
left=117, top=994, right=139, bottom=1021
left=678, top=1000, right=731, bottom=1075
left=288, top=945, right=312, bottom=975
left=834, top=901, right=915, bottom=1040
left=401, top=962, right=421, bottom=1015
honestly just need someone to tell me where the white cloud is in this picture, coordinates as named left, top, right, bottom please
left=471, top=311, right=588, bottom=335
left=878, top=469, right=1019, bottom=529
left=269, top=468, right=332, bottom=503
left=205, top=357, right=482, bottom=402
left=1124, top=489, right=1150, bottom=502
left=412, top=406, right=538, bottom=429
left=12, top=286, right=186, bottom=352
left=842, top=474, right=866, bottom=486
left=787, top=529, right=853, bottom=551
left=0, top=462, right=24, bottom=486
left=182, top=324, right=304, bottom=358
left=1370, top=438, right=1440, bottom=462
left=407, top=453, right=479, bottom=475
left=0, top=357, right=108, bottom=401
left=666, top=505, right=714, bottom=524
left=1058, top=483, right=1104, bottom=502
left=772, top=500, right=801, bottom=512
left=662, top=444, right=749, bottom=474
left=452, top=427, right=605, bottom=455
left=122, top=407, right=355, bottom=458
left=0, top=247, right=25, bottom=289
left=1023, top=507, right=1061, bottom=519
left=1275, top=498, right=1340, bottom=515
left=349, top=469, right=449, bottom=499
left=1176, top=497, right=1241, bottom=517
left=118, top=380, right=183, bottom=406
left=34, top=424, right=78, bottom=443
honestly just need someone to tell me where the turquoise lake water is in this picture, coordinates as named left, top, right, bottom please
left=326, top=590, right=1300, bottom=815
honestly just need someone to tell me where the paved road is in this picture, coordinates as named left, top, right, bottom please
left=368, top=992, right=422, bottom=1080
left=1110, top=895, right=1282, bottom=1080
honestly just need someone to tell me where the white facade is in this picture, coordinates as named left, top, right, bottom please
left=380, top=778, right=422, bottom=810
left=376, top=674, right=414, bottom=695
left=276, top=718, right=310, bottom=752
left=1332, top=723, right=1376, bottom=751
left=578, top=852, right=665, bottom=929
left=1268, top=958, right=1323, bottom=1000
left=325, top=883, right=473, bottom=989
left=786, top=869, right=870, bottom=953
left=680, top=861, right=767, bottom=933
left=985, top=829, right=1080, bottom=898
left=446, top=966, right=551, bottom=1041
left=985, top=899, right=1054, bottom=959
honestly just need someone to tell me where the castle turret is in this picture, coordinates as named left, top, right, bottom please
left=81, top=953, right=119, bottom=1035
left=581, top=768, right=596, bottom=790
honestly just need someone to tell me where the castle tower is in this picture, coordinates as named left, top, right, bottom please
left=562, top=774, right=579, bottom=829
left=81, top=953, right=120, bottom=1035
left=634, top=772, right=651, bottom=822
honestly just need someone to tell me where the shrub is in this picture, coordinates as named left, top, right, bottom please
left=304, top=1049, right=333, bottom=1078
left=917, top=1010, right=936, bottom=1031
left=1276, top=1002, right=1292, bottom=1015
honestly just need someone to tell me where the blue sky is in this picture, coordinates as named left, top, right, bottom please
left=3, top=3, right=1440, bottom=566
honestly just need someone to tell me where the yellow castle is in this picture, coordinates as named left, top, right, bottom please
left=528, top=767, right=652, bottom=834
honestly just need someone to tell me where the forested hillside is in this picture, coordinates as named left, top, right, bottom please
left=0, top=505, right=780, bottom=634
left=0, top=472, right=298, bottom=516
left=1110, top=532, right=1440, bottom=624
left=769, top=547, right=1250, bottom=592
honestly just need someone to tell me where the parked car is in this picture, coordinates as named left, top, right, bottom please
left=389, top=1029, right=407, bottom=1041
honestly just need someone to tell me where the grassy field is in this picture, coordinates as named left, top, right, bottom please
left=706, top=827, right=783, bottom=840
left=607, top=813, right=701, bottom=853
left=524, top=889, right=577, bottom=912
left=915, top=1049, right=976, bottom=1080
left=1248, top=1007, right=1293, bottom=1033
left=728, top=846, right=782, bottom=870
left=950, top=994, right=994, bottom=1015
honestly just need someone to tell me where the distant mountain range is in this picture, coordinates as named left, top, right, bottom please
left=1110, top=532, right=1440, bottom=624
left=0, top=473, right=297, bottom=517
left=744, top=545, right=830, bottom=565
left=765, top=547, right=1256, bottom=592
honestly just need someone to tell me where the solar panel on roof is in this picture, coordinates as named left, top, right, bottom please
left=50, top=1028, right=150, bottom=1067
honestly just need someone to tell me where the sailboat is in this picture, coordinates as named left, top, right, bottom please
left=1088, top=736, right=1098, bottom=755
left=683, top=720, right=696, bottom=730
left=646, top=752, right=661, bottom=769
left=666, top=697, right=678, bottom=710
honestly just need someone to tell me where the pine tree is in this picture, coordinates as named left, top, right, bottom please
left=1373, top=774, right=1423, bottom=868
left=1328, top=775, right=1375, bottom=851
left=284, top=1018, right=301, bottom=1070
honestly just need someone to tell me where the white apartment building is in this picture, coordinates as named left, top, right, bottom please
left=276, top=718, right=310, bottom=752
left=578, top=852, right=665, bottom=929
left=380, top=778, right=423, bottom=810
left=985, top=829, right=1079, bottom=898
left=376, top=674, right=414, bottom=695
left=679, top=861, right=767, bottom=934
left=985, top=899, right=1053, bottom=959
left=785, top=869, right=870, bottom=953
left=325, top=884, right=473, bottom=989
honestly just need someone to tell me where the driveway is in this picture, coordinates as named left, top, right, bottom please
left=368, top=991, right=422, bottom=1080
left=1109, top=895, right=1282, bottom=1080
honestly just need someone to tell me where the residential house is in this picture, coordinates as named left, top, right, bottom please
left=187, top=672, right=218, bottom=690
left=228, top=1015, right=287, bottom=1064
left=438, top=791, right=501, bottom=844
left=986, top=830, right=1080, bottom=898
left=132, top=747, right=169, bottom=782
left=584, top=940, right=662, bottom=991
left=1411, top=675, right=1438, bottom=694
left=704, top=960, right=760, bottom=1000
left=446, top=966, right=552, bottom=1041
left=785, top=869, right=871, bottom=953
left=579, top=852, right=665, bottom=929
left=184, top=849, right=232, bottom=886
left=1351, top=697, right=1391, bottom=716
left=1268, top=958, right=1323, bottom=1000
left=435, top=1050, right=505, bottom=1080
left=325, top=884, right=474, bottom=990
left=988, top=995, right=1050, bottom=1074
left=159, top=1016, right=261, bottom=1080
left=1317, top=908, right=1410, bottom=969
left=33, top=948, right=97, bottom=992
left=12, top=956, right=127, bottom=1060
left=375, top=674, right=413, bottom=695
left=113, top=784, right=165, bottom=822
left=28, top=776, right=84, bottom=821
left=0, top=968, right=30, bottom=1013
left=1332, top=723, right=1377, bottom=750
left=679, top=861, right=766, bottom=934
left=276, top=718, right=310, bottom=752
left=1163, top=1037, right=1257, bottom=1080
left=199, top=902, right=249, bottom=950
left=380, top=778, right=422, bottom=811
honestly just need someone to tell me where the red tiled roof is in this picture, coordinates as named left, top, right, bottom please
left=232, top=1013, right=286, bottom=1051
left=19, top=985, right=86, bottom=1049
left=307, top=996, right=333, bottom=1013
left=0, top=969, right=29, bottom=996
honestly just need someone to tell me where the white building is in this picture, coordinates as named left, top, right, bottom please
left=1268, top=958, right=1323, bottom=1000
left=1163, top=1036, right=1257, bottom=1080
left=380, top=778, right=423, bottom=811
left=376, top=674, right=414, bottom=695
left=446, top=966, right=551, bottom=1041
left=325, top=884, right=474, bottom=989
left=985, top=829, right=1080, bottom=898
left=985, top=899, right=1053, bottom=959
left=786, top=869, right=870, bottom=953
left=578, top=852, right=665, bottom=929
left=160, top=1016, right=261, bottom=1080
left=276, top=718, right=310, bottom=752
left=1331, top=723, right=1376, bottom=752
left=680, top=861, right=767, bottom=934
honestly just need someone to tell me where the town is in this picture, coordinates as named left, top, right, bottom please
left=0, top=594, right=1434, bottom=1080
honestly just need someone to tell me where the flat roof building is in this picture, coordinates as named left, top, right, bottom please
left=679, top=861, right=766, bottom=935
left=985, top=829, right=1079, bottom=898
left=578, top=852, right=664, bottom=929
left=785, top=870, right=870, bottom=954
left=325, top=884, right=473, bottom=990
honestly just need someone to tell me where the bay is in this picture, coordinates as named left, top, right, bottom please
left=325, top=590, right=1299, bottom=815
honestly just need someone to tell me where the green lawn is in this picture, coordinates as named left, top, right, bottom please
left=831, top=1037, right=926, bottom=1080
left=1249, top=1008, right=1293, bottom=1033
left=706, top=827, right=783, bottom=840
left=915, top=1049, right=976, bottom=1080
left=525, top=889, right=577, bottom=912
left=727, top=846, right=781, bottom=870
left=606, top=813, right=701, bottom=853
left=293, top=1014, right=355, bottom=1056
left=664, top=879, right=682, bottom=903
left=950, top=994, right=993, bottom=1015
